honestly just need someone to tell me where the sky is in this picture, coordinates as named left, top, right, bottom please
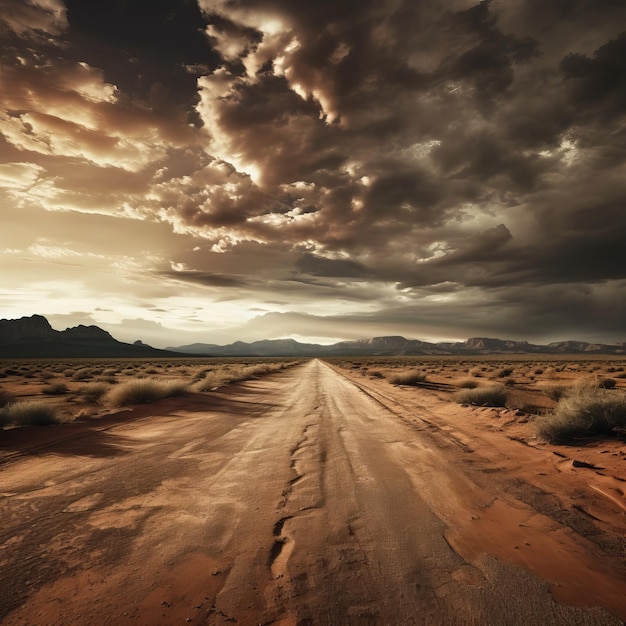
left=1, top=0, right=625, bottom=348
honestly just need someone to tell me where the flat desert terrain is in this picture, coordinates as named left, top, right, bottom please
left=1, top=358, right=625, bottom=625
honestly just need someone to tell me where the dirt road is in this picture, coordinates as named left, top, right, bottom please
left=1, top=360, right=624, bottom=625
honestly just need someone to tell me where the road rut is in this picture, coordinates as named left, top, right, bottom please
left=0, top=360, right=624, bottom=625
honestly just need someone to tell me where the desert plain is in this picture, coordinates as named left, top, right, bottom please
left=0, top=356, right=625, bottom=625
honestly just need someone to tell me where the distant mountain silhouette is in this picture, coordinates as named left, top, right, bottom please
left=2, top=315, right=623, bottom=358
left=0, top=315, right=180, bottom=358
left=169, top=335, right=626, bottom=357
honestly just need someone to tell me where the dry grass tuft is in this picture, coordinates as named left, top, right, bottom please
left=78, top=382, right=111, bottom=404
left=496, top=367, right=514, bottom=378
left=537, top=387, right=626, bottom=442
left=455, top=385, right=508, bottom=407
left=2, top=401, right=61, bottom=426
left=42, top=382, right=69, bottom=395
left=106, top=379, right=189, bottom=407
left=71, top=367, right=95, bottom=381
left=387, top=371, right=428, bottom=386
left=541, top=383, right=571, bottom=402
left=194, top=363, right=288, bottom=391
left=456, top=378, right=479, bottom=389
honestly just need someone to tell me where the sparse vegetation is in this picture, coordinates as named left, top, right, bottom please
left=455, top=385, right=508, bottom=407
left=78, top=382, right=111, bottom=403
left=456, top=378, right=479, bottom=389
left=496, top=367, right=514, bottom=378
left=42, top=382, right=69, bottom=395
left=387, top=371, right=428, bottom=386
left=71, top=367, right=95, bottom=381
left=194, top=362, right=289, bottom=391
left=542, top=383, right=570, bottom=402
left=2, top=401, right=61, bottom=426
left=2, top=356, right=624, bottom=439
left=106, top=379, right=189, bottom=406
left=537, top=387, right=626, bottom=442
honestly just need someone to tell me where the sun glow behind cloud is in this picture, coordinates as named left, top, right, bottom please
left=1, top=0, right=626, bottom=346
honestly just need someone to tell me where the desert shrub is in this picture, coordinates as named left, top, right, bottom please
left=542, top=383, right=570, bottom=402
left=456, top=378, right=478, bottom=389
left=63, top=368, right=76, bottom=377
left=537, top=387, right=626, bottom=442
left=194, top=362, right=287, bottom=391
left=534, top=367, right=544, bottom=375
left=469, top=368, right=483, bottom=378
left=106, top=379, right=189, bottom=406
left=94, top=375, right=117, bottom=385
left=78, top=382, right=111, bottom=403
left=598, top=377, right=617, bottom=389
left=369, top=370, right=384, bottom=379
left=72, top=367, right=95, bottom=381
left=455, top=385, right=508, bottom=407
left=387, top=371, right=428, bottom=386
left=3, top=401, right=60, bottom=426
left=42, top=382, right=69, bottom=395
left=496, top=367, right=514, bottom=378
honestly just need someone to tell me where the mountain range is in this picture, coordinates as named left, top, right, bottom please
left=0, top=315, right=179, bottom=358
left=168, top=335, right=626, bottom=356
left=1, top=315, right=625, bottom=358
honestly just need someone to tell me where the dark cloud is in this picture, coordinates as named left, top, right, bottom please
left=296, top=253, right=368, bottom=279
left=160, top=269, right=248, bottom=288
left=2, top=0, right=626, bottom=343
left=64, top=0, right=220, bottom=121
left=560, top=32, right=626, bottom=123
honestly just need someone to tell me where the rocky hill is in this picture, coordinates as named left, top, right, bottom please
left=168, top=335, right=626, bottom=357
left=0, top=315, right=180, bottom=358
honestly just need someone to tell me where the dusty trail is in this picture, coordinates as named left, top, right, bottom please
left=0, top=359, right=624, bottom=625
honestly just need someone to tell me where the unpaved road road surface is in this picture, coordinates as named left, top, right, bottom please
left=1, top=360, right=625, bottom=625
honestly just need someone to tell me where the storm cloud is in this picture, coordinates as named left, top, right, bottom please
left=1, top=0, right=625, bottom=345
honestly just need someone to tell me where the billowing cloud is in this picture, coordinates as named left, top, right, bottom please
left=0, top=0, right=67, bottom=37
left=1, top=0, right=626, bottom=345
